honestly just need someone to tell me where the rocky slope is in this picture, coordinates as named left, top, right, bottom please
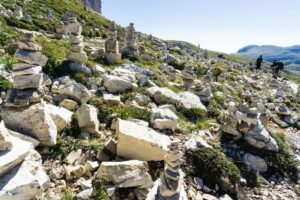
left=0, top=0, right=299, bottom=200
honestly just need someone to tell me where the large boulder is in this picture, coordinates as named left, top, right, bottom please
left=102, top=74, right=138, bottom=94
left=0, top=135, right=33, bottom=177
left=146, top=87, right=181, bottom=105
left=52, top=76, right=92, bottom=103
left=77, top=104, right=99, bottom=134
left=97, top=160, right=153, bottom=188
left=116, top=119, right=171, bottom=161
left=178, top=92, right=207, bottom=111
left=150, top=108, right=178, bottom=131
left=0, top=150, right=50, bottom=200
left=1, top=102, right=71, bottom=146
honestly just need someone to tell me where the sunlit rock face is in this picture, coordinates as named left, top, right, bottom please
left=80, top=0, right=102, bottom=14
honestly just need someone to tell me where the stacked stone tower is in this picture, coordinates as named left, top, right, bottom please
left=6, top=33, right=48, bottom=107
left=159, top=140, right=185, bottom=198
left=182, top=62, right=195, bottom=91
left=65, top=17, right=89, bottom=73
left=104, top=23, right=121, bottom=65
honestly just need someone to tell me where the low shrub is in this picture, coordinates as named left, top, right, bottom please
left=187, top=148, right=240, bottom=189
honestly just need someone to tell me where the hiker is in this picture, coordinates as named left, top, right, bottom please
left=255, top=55, right=263, bottom=70
left=271, top=60, right=284, bottom=79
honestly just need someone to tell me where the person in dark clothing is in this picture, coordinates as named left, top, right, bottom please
left=271, top=60, right=284, bottom=78
left=256, top=55, right=263, bottom=70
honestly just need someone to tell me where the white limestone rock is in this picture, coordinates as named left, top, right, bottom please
left=77, top=104, right=99, bottom=135
left=46, top=104, right=73, bottom=132
left=52, top=76, right=92, bottom=103
left=116, top=119, right=171, bottom=161
left=146, top=87, right=181, bottom=105
left=0, top=136, right=33, bottom=177
left=150, top=108, right=178, bottom=131
left=102, top=74, right=138, bottom=94
left=179, top=92, right=207, bottom=111
left=59, top=99, right=78, bottom=111
left=1, top=102, right=58, bottom=146
left=0, top=150, right=50, bottom=200
left=97, top=160, right=154, bottom=188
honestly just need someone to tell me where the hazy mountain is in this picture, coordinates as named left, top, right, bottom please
left=237, top=45, right=300, bottom=73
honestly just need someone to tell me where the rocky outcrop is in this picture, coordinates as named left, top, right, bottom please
left=80, top=0, right=102, bottom=14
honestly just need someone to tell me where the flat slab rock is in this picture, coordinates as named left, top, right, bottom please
left=97, top=160, right=153, bottom=188
left=0, top=135, right=33, bottom=177
left=116, top=119, right=171, bottom=161
left=0, top=150, right=50, bottom=200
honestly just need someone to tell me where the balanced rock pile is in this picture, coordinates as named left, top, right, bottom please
left=222, top=102, right=279, bottom=152
left=65, top=17, right=90, bottom=75
left=104, top=25, right=121, bottom=65
left=6, top=33, right=47, bottom=107
left=182, top=64, right=195, bottom=91
left=147, top=140, right=187, bottom=199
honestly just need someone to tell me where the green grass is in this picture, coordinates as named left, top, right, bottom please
left=196, top=118, right=217, bottom=130
left=0, top=78, right=14, bottom=91
left=88, top=97, right=151, bottom=126
left=0, top=55, right=16, bottom=70
left=61, top=188, right=73, bottom=200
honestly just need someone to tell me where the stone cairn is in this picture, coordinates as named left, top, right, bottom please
left=105, top=23, right=121, bottom=65
left=121, top=22, right=139, bottom=59
left=159, top=140, right=185, bottom=199
left=6, top=33, right=48, bottom=107
left=64, top=17, right=90, bottom=75
left=195, top=81, right=212, bottom=102
left=181, top=62, right=195, bottom=91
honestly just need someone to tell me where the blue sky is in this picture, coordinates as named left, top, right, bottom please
left=102, top=0, right=300, bottom=53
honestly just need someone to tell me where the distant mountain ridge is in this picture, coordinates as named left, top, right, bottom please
left=237, top=45, right=300, bottom=73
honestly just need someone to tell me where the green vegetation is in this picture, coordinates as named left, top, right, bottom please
left=212, top=64, right=225, bottom=77
left=61, top=188, right=73, bottom=200
left=196, top=118, right=217, bottom=130
left=0, top=78, right=14, bottom=91
left=93, top=179, right=110, bottom=200
left=169, top=60, right=186, bottom=70
left=187, top=148, right=240, bottom=189
left=1, top=0, right=113, bottom=37
left=0, top=55, right=16, bottom=70
left=37, top=37, right=70, bottom=77
left=88, top=97, right=151, bottom=126
left=182, top=107, right=207, bottom=122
